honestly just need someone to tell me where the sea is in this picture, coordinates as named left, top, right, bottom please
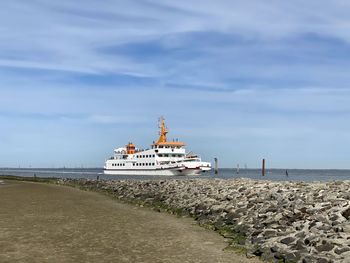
left=0, top=168, right=349, bottom=182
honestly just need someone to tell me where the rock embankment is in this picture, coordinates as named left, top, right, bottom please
left=60, top=178, right=350, bottom=263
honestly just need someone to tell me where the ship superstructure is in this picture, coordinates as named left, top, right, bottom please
left=104, top=118, right=211, bottom=176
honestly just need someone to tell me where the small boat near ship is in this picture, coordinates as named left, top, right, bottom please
left=104, top=118, right=211, bottom=176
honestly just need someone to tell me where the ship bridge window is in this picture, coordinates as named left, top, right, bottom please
left=159, top=146, right=163, bottom=148
left=158, top=154, right=163, bottom=157
left=164, top=154, right=169, bottom=157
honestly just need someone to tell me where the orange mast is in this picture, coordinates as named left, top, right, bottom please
left=157, top=117, right=168, bottom=143
left=154, top=117, right=185, bottom=146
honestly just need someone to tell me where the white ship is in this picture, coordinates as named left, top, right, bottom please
left=104, top=118, right=211, bottom=176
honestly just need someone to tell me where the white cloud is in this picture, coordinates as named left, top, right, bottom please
left=2, top=0, right=350, bottom=76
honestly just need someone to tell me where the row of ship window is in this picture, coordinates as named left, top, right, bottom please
left=158, top=154, right=182, bottom=157
left=135, top=154, right=156, bottom=158
left=135, top=154, right=183, bottom=158
left=133, top=163, right=155, bottom=166
left=112, top=163, right=155, bottom=167
left=112, top=163, right=125, bottom=166
left=153, top=145, right=181, bottom=149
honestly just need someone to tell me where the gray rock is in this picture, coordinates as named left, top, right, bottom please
left=280, top=236, right=296, bottom=245
left=316, top=241, right=334, bottom=252
left=284, top=252, right=301, bottom=262
left=334, top=246, right=350, bottom=255
left=342, top=207, right=350, bottom=220
left=264, top=229, right=277, bottom=238
left=291, top=239, right=307, bottom=251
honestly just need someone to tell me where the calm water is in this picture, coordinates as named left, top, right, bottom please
left=0, top=168, right=350, bottom=182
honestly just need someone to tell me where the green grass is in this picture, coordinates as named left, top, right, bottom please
left=0, top=175, right=58, bottom=183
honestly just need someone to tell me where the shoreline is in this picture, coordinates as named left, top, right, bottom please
left=2, top=175, right=350, bottom=262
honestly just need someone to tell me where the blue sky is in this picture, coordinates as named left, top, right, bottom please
left=1, top=1, right=350, bottom=168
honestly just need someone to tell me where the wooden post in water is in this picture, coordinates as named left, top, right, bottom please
left=214, top=158, right=218, bottom=174
left=262, top=159, right=265, bottom=176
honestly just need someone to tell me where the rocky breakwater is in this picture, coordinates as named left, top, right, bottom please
left=60, top=178, right=350, bottom=263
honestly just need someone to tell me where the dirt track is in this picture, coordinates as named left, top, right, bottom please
left=0, top=180, right=260, bottom=263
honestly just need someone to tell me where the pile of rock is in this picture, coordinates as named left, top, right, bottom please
left=60, top=178, right=350, bottom=262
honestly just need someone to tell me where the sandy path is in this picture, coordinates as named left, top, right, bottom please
left=0, top=180, right=260, bottom=263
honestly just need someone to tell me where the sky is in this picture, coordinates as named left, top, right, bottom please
left=1, top=1, right=350, bottom=168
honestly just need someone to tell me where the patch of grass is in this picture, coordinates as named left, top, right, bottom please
left=217, top=225, right=235, bottom=238
left=0, top=175, right=58, bottom=183
left=223, top=244, right=247, bottom=255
